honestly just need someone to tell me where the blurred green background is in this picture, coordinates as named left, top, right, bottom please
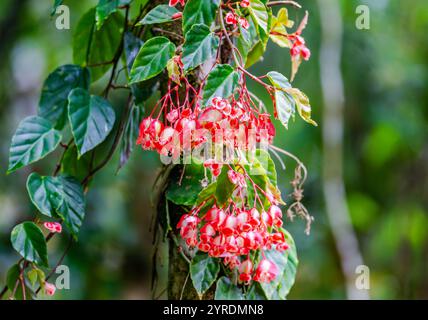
left=0, top=0, right=427, bottom=299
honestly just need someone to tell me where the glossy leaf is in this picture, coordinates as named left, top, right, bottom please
left=277, top=230, right=298, bottom=299
left=7, top=116, right=62, bottom=174
left=215, top=166, right=236, bottom=206
left=73, top=8, right=124, bottom=81
left=123, top=32, right=159, bottom=104
left=214, top=277, right=245, bottom=300
left=202, top=64, right=239, bottom=105
left=39, top=64, right=90, bottom=129
left=129, top=37, right=176, bottom=83
left=10, top=222, right=48, bottom=267
left=182, top=0, right=220, bottom=34
left=289, top=88, right=317, bottom=126
left=138, top=5, right=179, bottom=25
left=190, top=253, right=220, bottom=296
left=182, top=24, right=219, bottom=71
left=57, top=176, right=85, bottom=238
left=68, top=88, right=116, bottom=156
left=26, top=173, right=63, bottom=217
left=166, top=163, right=205, bottom=206
left=249, top=0, right=269, bottom=34
left=267, top=71, right=295, bottom=129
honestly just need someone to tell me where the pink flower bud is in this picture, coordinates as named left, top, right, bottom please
left=44, top=282, right=56, bottom=296
left=43, top=222, right=62, bottom=233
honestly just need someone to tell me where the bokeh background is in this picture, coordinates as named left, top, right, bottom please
left=0, top=0, right=427, bottom=299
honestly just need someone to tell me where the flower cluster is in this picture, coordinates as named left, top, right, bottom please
left=177, top=200, right=289, bottom=284
left=225, top=11, right=249, bottom=30
left=137, top=82, right=276, bottom=162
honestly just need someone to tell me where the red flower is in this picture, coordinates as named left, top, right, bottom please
left=253, top=259, right=278, bottom=283
left=169, top=0, right=185, bottom=7
left=239, top=258, right=253, bottom=283
left=225, top=12, right=238, bottom=25
left=240, top=0, right=250, bottom=8
left=43, top=222, right=62, bottom=233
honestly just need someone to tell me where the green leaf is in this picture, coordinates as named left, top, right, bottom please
left=118, top=104, right=142, bottom=172
left=166, top=163, right=205, bottom=206
left=138, top=5, right=179, bottom=25
left=258, top=229, right=298, bottom=300
left=10, top=222, right=48, bottom=267
left=7, top=116, right=62, bottom=174
left=182, top=0, right=220, bottom=34
left=68, top=88, right=116, bottom=156
left=190, top=253, right=220, bottom=296
left=277, top=230, right=298, bottom=299
left=246, top=282, right=267, bottom=300
left=96, top=0, right=130, bottom=29
left=203, top=64, right=239, bottom=105
left=73, top=8, right=124, bottom=82
left=123, top=32, right=159, bottom=104
left=39, top=65, right=90, bottom=129
left=60, top=145, right=92, bottom=181
left=182, top=24, right=219, bottom=71
left=267, top=71, right=292, bottom=90
left=267, top=71, right=295, bottom=129
left=249, top=0, right=270, bottom=34
left=27, top=269, right=39, bottom=287
left=290, top=88, right=318, bottom=126
left=215, top=166, right=236, bottom=206
left=245, top=41, right=265, bottom=68
left=129, top=37, right=176, bottom=83
left=27, top=173, right=64, bottom=217
left=56, top=176, right=85, bottom=238
left=214, top=277, right=245, bottom=300
left=254, top=149, right=277, bottom=185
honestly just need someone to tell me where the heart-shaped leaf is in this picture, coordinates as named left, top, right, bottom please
left=202, top=64, right=239, bottom=105
left=138, top=5, right=180, bottom=25
left=182, top=0, right=220, bottom=34
left=129, top=37, right=176, bottom=83
left=190, top=253, right=220, bottom=296
left=27, top=173, right=64, bottom=217
left=7, top=116, right=62, bottom=174
left=68, top=88, right=116, bottom=156
left=182, top=24, right=219, bottom=71
left=10, top=222, right=48, bottom=267
left=56, top=176, right=85, bottom=238
left=39, top=64, right=90, bottom=129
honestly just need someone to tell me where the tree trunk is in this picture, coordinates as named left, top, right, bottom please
left=148, top=1, right=232, bottom=299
